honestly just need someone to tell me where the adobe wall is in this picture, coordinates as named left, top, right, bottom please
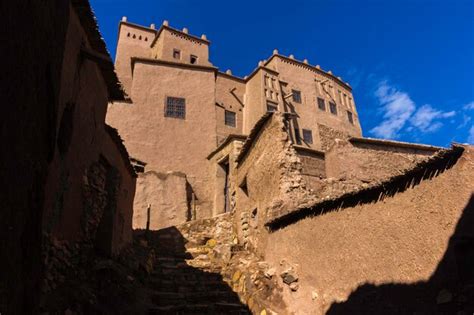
left=215, top=73, right=245, bottom=143
left=107, top=61, right=217, bottom=219
left=0, top=1, right=70, bottom=313
left=133, top=171, right=189, bottom=230
left=266, top=56, right=362, bottom=151
left=325, top=139, right=438, bottom=183
left=151, top=27, right=211, bottom=66
left=243, top=69, right=265, bottom=134
left=38, top=4, right=136, bottom=309
left=101, top=126, right=136, bottom=252
left=115, top=22, right=155, bottom=94
left=263, top=147, right=473, bottom=314
left=42, top=5, right=114, bottom=242
left=1, top=2, right=135, bottom=313
left=235, top=114, right=313, bottom=251
left=207, top=138, right=245, bottom=217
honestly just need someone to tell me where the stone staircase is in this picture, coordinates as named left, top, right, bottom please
left=144, top=226, right=251, bottom=314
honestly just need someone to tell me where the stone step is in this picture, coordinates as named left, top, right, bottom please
left=149, top=279, right=233, bottom=293
left=151, top=271, right=224, bottom=283
left=148, top=303, right=250, bottom=315
left=152, top=290, right=241, bottom=306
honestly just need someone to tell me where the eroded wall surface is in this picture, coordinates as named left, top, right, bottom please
left=325, top=139, right=437, bottom=183
left=133, top=171, right=189, bottom=230
left=263, top=147, right=473, bottom=314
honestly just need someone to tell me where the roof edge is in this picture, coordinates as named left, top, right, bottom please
left=207, top=134, right=248, bottom=160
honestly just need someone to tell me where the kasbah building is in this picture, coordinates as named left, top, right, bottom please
left=104, top=17, right=474, bottom=314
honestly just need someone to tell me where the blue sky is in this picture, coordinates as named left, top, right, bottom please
left=91, top=0, right=474, bottom=147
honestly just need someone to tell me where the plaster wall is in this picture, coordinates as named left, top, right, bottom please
left=133, top=171, right=189, bottom=230
left=115, top=22, right=155, bottom=94
left=151, top=28, right=210, bottom=66
left=267, top=56, right=362, bottom=151
left=215, top=74, right=245, bottom=143
left=243, top=70, right=265, bottom=134
left=263, top=147, right=474, bottom=314
left=107, top=62, right=217, bottom=219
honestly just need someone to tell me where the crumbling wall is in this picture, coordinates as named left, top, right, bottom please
left=318, top=124, right=350, bottom=151
left=294, top=146, right=326, bottom=192
left=207, top=137, right=245, bottom=217
left=133, top=171, right=190, bottom=230
left=325, top=139, right=437, bottom=183
left=235, top=113, right=314, bottom=252
left=263, top=146, right=473, bottom=314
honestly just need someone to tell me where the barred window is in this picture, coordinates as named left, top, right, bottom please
left=317, top=98, right=326, bottom=111
left=292, top=89, right=302, bottom=103
left=165, top=97, right=186, bottom=119
left=302, top=129, right=313, bottom=144
left=225, top=110, right=236, bottom=127
left=267, top=102, right=278, bottom=112
left=347, top=111, right=354, bottom=124
left=329, top=102, right=337, bottom=115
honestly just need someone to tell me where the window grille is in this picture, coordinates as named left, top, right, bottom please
left=267, top=103, right=278, bottom=112
left=165, top=97, right=186, bottom=119
left=302, top=129, right=313, bottom=144
left=292, top=89, right=302, bottom=103
left=225, top=110, right=236, bottom=127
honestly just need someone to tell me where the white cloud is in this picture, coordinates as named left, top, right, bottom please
left=464, top=101, right=474, bottom=110
left=370, top=80, right=458, bottom=139
left=370, top=81, right=416, bottom=138
left=410, top=105, right=455, bottom=133
left=468, top=125, right=474, bottom=144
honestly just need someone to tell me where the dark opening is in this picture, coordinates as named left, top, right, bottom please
left=292, top=89, right=302, bottom=103
left=317, top=97, right=326, bottom=111
left=330, top=102, right=337, bottom=115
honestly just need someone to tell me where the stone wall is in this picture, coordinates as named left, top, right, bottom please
left=235, top=113, right=314, bottom=253
left=318, top=123, right=350, bottom=151
left=133, top=171, right=190, bottom=230
left=263, top=146, right=473, bottom=314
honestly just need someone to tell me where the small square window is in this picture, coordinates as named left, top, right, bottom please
left=302, top=129, right=313, bottom=144
left=347, top=111, right=354, bottom=124
left=225, top=110, right=236, bottom=127
left=267, top=102, right=278, bottom=112
left=173, top=49, right=181, bottom=60
left=190, top=55, right=198, bottom=64
left=292, top=89, right=302, bottom=103
left=329, top=102, right=337, bottom=115
left=317, top=98, right=326, bottom=111
left=165, top=96, right=185, bottom=119
left=294, top=128, right=301, bottom=144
